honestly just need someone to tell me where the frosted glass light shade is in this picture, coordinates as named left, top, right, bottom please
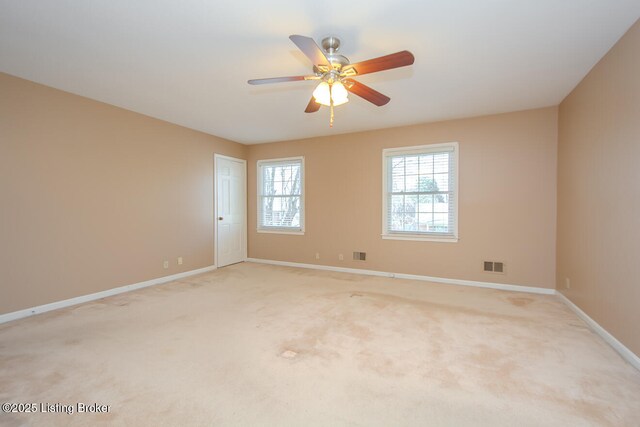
left=331, top=81, right=349, bottom=105
left=313, top=81, right=349, bottom=106
left=313, top=82, right=331, bottom=106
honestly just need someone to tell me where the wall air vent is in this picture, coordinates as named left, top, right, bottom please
left=484, top=261, right=505, bottom=274
left=353, top=252, right=366, bottom=261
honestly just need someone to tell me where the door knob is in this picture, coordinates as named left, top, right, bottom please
left=218, top=217, right=223, bottom=220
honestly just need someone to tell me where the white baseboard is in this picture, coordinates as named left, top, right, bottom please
left=0, top=265, right=217, bottom=324
left=245, top=258, right=556, bottom=295
left=556, top=291, right=640, bottom=371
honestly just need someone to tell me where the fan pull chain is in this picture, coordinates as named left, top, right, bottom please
left=329, top=84, right=334, bottom=127
left=330, top=104, right=334, bottom=127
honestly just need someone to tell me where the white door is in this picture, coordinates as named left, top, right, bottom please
left=215, top=155, right=246, bottom=267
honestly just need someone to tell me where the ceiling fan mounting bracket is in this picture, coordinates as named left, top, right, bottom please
left=321, top=36, right=341, bottom=53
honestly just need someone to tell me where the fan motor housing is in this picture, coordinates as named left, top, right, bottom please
left=327, top=54, right=350, bottom=69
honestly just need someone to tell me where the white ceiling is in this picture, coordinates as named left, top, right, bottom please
left=1, top=1, right=639, bottom=144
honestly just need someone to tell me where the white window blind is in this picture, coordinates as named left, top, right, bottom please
left=257, top=157, right=304, bottom=233
left=382, top=143, right=458, bottom=241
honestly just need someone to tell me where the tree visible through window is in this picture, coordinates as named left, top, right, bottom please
left=383, top=143, right=458, bottom=240
left=257, top=157, right=304, bottom=232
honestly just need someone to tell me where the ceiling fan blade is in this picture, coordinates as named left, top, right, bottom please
left=344, top=51, right=414, bottom=76
left=304, top=96, right=321, bottom=113
left=248, top=75, right=317, bottom=85
left=289, top=35, right=331, bottom=68
left=344, top=79, right=390, bottom=106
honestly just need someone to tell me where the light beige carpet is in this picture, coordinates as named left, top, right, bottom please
left=1, top=262, right=639, bottom=426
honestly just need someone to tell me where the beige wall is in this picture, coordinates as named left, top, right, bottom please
left=0, top=72, right=246, bottom=315
left=247, top=107, right=558, bottom=289
left=557, top=20, right=640, bottom=355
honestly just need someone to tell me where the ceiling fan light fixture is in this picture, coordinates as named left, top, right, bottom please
left=313, top=81, right=349, bottom=107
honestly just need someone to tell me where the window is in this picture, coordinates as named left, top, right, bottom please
left=382, top=143, right=458, bottom=242
left=257, top=157, right=304, bottom=234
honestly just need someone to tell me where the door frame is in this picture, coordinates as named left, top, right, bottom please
left=213, top=154, right=247, bottom=268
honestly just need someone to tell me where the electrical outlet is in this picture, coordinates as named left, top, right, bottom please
left=565, top=278, right=571, bottom=289
left=315, top=252, right=320, bottom=260
left=163, top=260, right=169, bottom=269
left=178, top=257, right=183, bottom=265
left=338, top=254, right=344, bottom=261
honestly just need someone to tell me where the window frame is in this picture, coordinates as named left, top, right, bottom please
left=381, top=142, right=459, bottom=243
left=256, top=156, right=305, bottom=235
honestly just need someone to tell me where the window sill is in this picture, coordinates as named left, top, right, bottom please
left=381, top=233, right=458, bottom=243
left=257, top=229, right=305, bottom=235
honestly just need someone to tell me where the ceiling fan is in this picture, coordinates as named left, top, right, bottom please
left=248, top=35, right=415, bottom=127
